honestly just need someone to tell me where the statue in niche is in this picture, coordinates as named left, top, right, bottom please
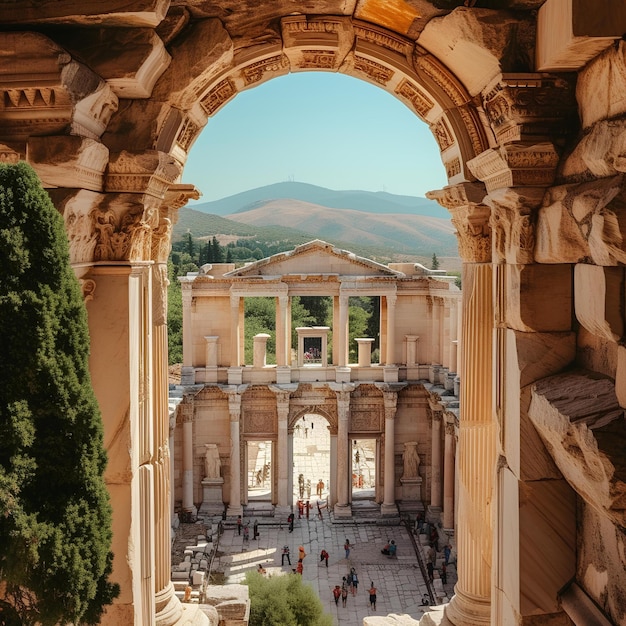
left=204, top=443, right=221, bottom=479
left=402, top=441, right=420, bottom=479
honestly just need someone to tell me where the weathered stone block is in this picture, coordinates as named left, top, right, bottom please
left=505, top=264, right=573, bottom=333
left=574, top=264, right=625, bottom=343
left=529, top=370, right=626, bottom=527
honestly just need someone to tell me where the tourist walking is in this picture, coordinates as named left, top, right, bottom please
left=341, top=584, right=348, bottom=607
left=236, top=515, right=241, bottom=535
left=444, top=544, right=451, bottom=565
left=333, top=585, right=341, bottom=606
left=368, top=582, right=377, bottom=610
left=316, top=479, right=324, bottom=496
left=344, top=538, right=351, bottom=559
left=281, top=545, right=291, bottom=566
left=320, top=549, right=329, bottom=567
left=253, top=519, right=259, bottom=540
left=441, top=562, right=447, bottom=585
left=288, top=512, right=294, bottom=532
left=243, top=523, right=249, bottom=542
left=350, top=567, right=358, bottom=595
left=427, top=561, right=434, bottom=582
left=298, top=545, right=307, bottom=562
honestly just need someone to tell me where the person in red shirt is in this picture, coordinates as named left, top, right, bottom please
left=320, top=549, right=329, bottom=567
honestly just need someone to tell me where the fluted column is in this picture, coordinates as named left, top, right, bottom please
left=429, top=402, right=443, bottom=515
left=381, top=390, right=398, bottom=516
left=180, top=283, right=194, bottom=384
left=338, top=294, right=349, bottom=367
left=181, top=404, right=195, bottom=514
left=427, top=182, right=494, bottom=626
left=275, top=295, right=288, bottom=366
left=229, top=293, right=241, bottom=367
left=385, top=293, right=397, bottom=365
left=333, top=389, right=352, bottom=517
left=273, top=388, right=290, bottom=513
left=443, top=419, right=456, bottom=531
left=445, top=262, right=495, bottom=626
left=226, top=392, right=243, bottom=517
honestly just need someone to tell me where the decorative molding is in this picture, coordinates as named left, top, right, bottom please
left=242, top=54, right=288, bottom=86
left=426, top=183, right=491, bottom=263
left=467, top=143, right=560, bottom=193
left=105, top=150, right=182, bottom=199
left=80, top=278, right=96, bottom=303
left=300, top=50, right=336, bottom=69
left=199, top=78, right=236, bottom=116
left=432, top=116, right=454, bottom=152
left=395, top=78, right=435, bottom=118
left=72, top=83, right=118, bottom=140
left=354, top=56, right=394, bottom=85
left=482, top=74, right=577, bottom=144
left=353, top=21, right=414, bottom=57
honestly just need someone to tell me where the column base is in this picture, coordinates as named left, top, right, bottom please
left=380, top=502, right=399, bottom=517
left=273, top=504, right=291, bottom=518
left=333, top=503, right=352, bottom=518
left=426, top=505, right=442, bottom=523
left=155, top=581, right=183, bottom=626
left=226, top=505, right=243, bottom=517
left=444, top=587, right=491, bottom=626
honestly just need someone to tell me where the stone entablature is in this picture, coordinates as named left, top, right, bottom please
left=180, top=239, right=461, bottom=386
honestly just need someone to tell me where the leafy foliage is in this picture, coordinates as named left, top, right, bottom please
left=245, top=571, right=333, bottom=626
left=0, top=162, right=119, bottom=625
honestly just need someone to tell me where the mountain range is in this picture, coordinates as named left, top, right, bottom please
left=175, top=182, right=460, bottom=268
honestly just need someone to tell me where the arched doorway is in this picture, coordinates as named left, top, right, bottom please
left=292, top=413, right=331, bottom=517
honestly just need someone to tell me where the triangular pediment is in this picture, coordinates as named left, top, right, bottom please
left=225, top=240, right=403, bottom=278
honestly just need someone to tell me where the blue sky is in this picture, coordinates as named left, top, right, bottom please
left=182, top=72, right=448, bottom=204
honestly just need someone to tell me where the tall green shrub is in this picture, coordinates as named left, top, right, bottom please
left=0, top=162, right=119, bottom=625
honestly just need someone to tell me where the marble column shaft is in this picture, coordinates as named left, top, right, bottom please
left=443, top=421, right=456, bottom=530
left=445, top=262, right=495, bottom=626
left=276, top=392, right=290, bottom=509
left=385, top=293, right=397, bottom=365
left=431, top=410, right=443, bottom=509
left=381, top=391, right=398, bottom=515
left=335, top=392, right=350, bottom=510
left=182, top=409, right=194, bottom=512
left=227, top=393, right=243, bottom=516
left=275, top=295, right=288, bottom=367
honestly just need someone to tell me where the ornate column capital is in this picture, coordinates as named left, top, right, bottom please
left=484, top=186, right=545, bottom=264
left=227, top=392, right=242, bottom=420
left=482, top=73, right=577, bottom=146
left=427, top=183, right=491, bottom=263
left=382, top=390, right=398, bottom=420
left=335, top=390, right=351, bottom=415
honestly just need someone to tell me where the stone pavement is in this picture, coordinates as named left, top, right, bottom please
left=213, top=514, right=457, bottom=625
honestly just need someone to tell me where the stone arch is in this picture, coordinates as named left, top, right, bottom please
left=149, top=15, right=490, bottom=188
left=289, top=404, right=337, bottom=435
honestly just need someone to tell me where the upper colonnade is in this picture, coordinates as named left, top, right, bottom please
left=1, top=2, right=626, bottom=625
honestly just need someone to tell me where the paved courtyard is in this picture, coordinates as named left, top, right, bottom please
left=189, top=412, right=458, bottom=624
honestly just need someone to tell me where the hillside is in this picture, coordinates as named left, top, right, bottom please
left=190, top=181, right=449, bottom=218
left=224, top=199, right=458, bottom=256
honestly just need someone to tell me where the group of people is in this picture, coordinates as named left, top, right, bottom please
left=236, top=516, right=259, bottom=541
left=332, top=568, right=369, bottom=608
left=381, top=539, right=397, bottom=557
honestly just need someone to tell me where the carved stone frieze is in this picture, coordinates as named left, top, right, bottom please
left=243, top=408, right=276, bottom=434
left=485, top=186, right=545, bottom=264
left=199, top=78, right=237, bottom=116
left=353, top=21, right=414, bottom=59
left=536, top=175, right=626, bottom=265
left=468, top=143, right=560, bottom=193
left=427, top=182, right=491, bottom=263
left=241, top=54, right=289, bottom=86
left=0, top=144, right=20, bottom=163
left=445, top=156, right=461, bottom=179
left=281, top=15, right=353, bottom=71
left=482, top=74, right=577, bottom=145
left=105, top=150, right=182, bottom=199
left=353, top=56, right=394, bottom=85
left=176, top=116, right=200, bottom=152
left=350, top=409, right=381, bottom=432
left=432, top=116, right=454, bottom=151
left=394, top=78, right=435, bottom=119
left=413, top=49, right=470, bottom=109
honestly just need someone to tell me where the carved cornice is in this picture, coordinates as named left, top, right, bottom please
left=482, top=74, right=577, bottom=145
left=395, top=78, right=435, bottom=118
left=354, top=55, right=395, bottom=86
left=199, top=77, right=236, bottom=116
left=105, top=150, right=182, bottom=200
left=241, top=54, right=289, bottom=87
left=72, top=82, right=118, bottom=140
left=427, top=183, right=491, bottom=263
left=467, top=143, right=560, bottom=194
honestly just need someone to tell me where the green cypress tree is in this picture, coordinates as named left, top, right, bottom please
left=0, top=162, right=119, bottom=625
